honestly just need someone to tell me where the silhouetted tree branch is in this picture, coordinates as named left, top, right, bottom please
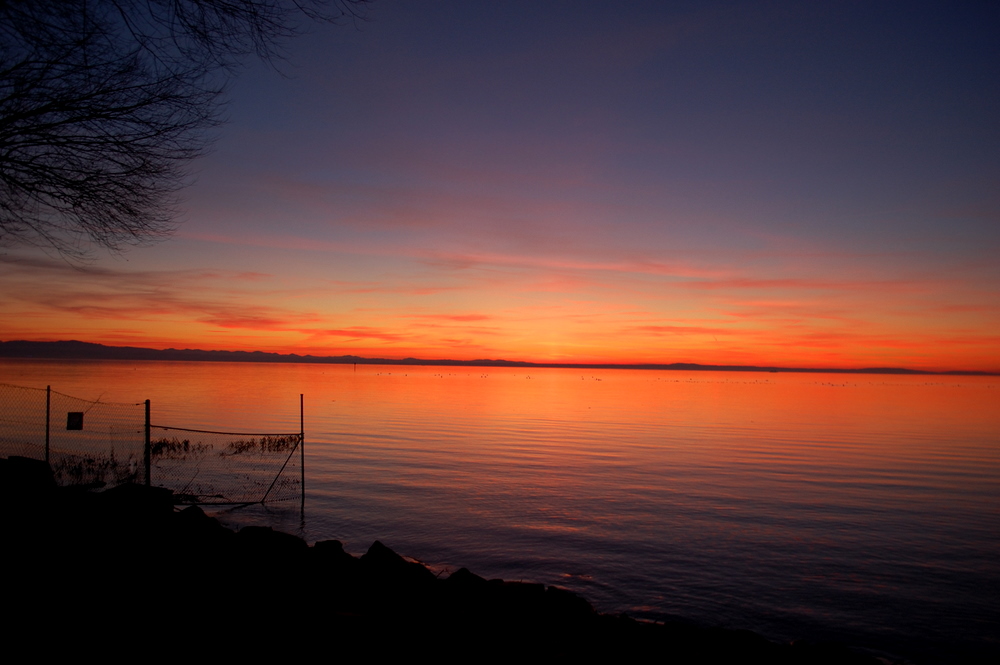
left=0, top=0, right=368, bottom=258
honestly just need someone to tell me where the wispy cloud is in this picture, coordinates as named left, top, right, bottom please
left=405, top=313, right=493, bottom=322
left=298, top=327, right=412, bottom=343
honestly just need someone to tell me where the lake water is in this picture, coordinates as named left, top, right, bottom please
left=2, top=359, right=998, bottom=663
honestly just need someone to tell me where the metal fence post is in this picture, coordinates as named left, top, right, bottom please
left=144, top=399, right=151, bottom=487
left=300, top=393, right=305, bottom=513
left=45, top=385, right=50, bottom=464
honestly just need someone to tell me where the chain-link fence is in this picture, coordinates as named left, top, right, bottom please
left=0, top=382, right=48, bottom=460
left=1, top=383, right=304, bottom=505
left=150, top=426, right=302, bottom=504
left=0, top=383, right=146, bottom=486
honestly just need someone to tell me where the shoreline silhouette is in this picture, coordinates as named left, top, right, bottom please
left=2, top=340, right=994, bottom=376
left=3, top=454, right=888, bottom=662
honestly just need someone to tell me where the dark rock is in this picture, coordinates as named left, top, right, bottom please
left=788, top=640, right=883, bottom=665
left=707, top=627, right=783, bottom=663
left=0, top=455, right=56, bottom=497
left=444, top=566, right=488, bottom=589
left=314, top=538, right=350, bottom=557
left=312, top=538, right=360, bottom=574
left=545, top=585, right=595, bottom=619
left=501, top=580, right=546, bottom=609
left=361, top=539, right=436, bottom=587
left=236, top=525, right=308, bottom=554
left=172, top=504, right=233, bottom=544
left=440, top=567, right=492, bottom=617
left=360, top=539, right=405, bottom=567
left=99, top=482, right=174, bottom=518
left=175, top=503, right=213, bottom=526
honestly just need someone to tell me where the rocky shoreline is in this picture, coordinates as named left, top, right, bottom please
left=3, top=455, right=888, bottom=661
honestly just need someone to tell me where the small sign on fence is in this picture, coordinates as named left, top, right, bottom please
left=66, top=412, right=83, bottom=430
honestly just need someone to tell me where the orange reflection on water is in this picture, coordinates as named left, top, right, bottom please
left=2, top=358, right=997, bottom=652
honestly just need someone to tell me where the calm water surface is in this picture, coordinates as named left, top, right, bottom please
left=2, top=359, right=998, bottom=663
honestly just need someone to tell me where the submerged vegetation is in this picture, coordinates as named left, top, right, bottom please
left=150, top=434, right=300, bottom=459
left=223, top=434, right=300, bottom=455
left=150, top=437, right=212, bottom=459
left=50, top=451, right=139, bottom=487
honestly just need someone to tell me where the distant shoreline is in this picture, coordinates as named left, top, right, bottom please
left=1, top=340, right=995, bottom=376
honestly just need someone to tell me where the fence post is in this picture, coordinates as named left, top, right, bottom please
left=300, top=393, right=305, bottom=513
left=144, top=399, right=151, bottom=487
left=45, top=385, right=50, bottom=464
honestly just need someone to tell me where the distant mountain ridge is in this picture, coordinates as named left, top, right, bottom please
left=1, top=340, right=993, bottom=376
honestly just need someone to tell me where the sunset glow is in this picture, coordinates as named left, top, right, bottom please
left=2, top=1, right=998, bottom=372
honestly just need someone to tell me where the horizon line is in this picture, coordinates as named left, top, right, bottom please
left=1, top=340, right=996, bottom=376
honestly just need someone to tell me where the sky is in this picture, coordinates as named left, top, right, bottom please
left=2, top=0, right=999, bottom=371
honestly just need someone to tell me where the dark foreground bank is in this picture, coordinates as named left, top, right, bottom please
left=3, top=456, right=891, bottom=662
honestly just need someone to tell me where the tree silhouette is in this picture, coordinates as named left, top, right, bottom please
left=0, top=0, right=367, bottom=258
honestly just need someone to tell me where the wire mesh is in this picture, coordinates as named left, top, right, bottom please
left=47, top=389, right=146, bottom=487
left=150, top=426, right=302, bottom=505
left=1, top=383, right=146, bottom=486
left=2, top=383, right=303, bottom=505
left=0, top=382, right=48, bottom=460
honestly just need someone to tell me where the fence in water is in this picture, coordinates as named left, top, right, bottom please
left=149, top=425, right=303, bottom=504
left=0, top=382, right=304, bottom=505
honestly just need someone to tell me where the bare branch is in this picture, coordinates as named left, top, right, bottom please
left=0, top=0, right=370, bottom=258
